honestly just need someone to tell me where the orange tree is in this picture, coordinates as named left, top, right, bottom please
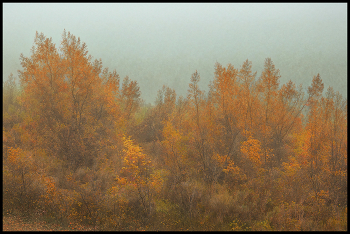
left=18, top=30, right=123, bottom=169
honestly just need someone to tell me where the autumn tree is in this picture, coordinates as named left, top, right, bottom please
left=18, top=30, right=122, bottom=169
left=303, top=74, right=325, bottom=201
left=161, top=117, right=190, bottom=189
left=269, top=80, right=305, bottom=164
left=316, top=86, right=347, bottom=206
left=121, top=76, right=141, bottom=123
left=210, top=63, right=241, bottom=162
left=114, top=137, right=161, bottom=224
left=237, top=59, right=258, bottom=132
left=255, top=58, right=281, bottom=167
left=326, top=89, right=347, bottom=206
left=155, top=85, right=177, bottom=117
left=187, top=70, right=216, bottom=183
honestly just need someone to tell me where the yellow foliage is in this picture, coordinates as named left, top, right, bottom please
left=282, top=157, right=301, bottom=177
left=241, top=135, right=263, bottom=167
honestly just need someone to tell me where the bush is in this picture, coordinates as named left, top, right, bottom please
left=3, top=147, right=43, bottom=215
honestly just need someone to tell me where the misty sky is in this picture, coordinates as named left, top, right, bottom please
left=3, top=3, right=347, bottom=104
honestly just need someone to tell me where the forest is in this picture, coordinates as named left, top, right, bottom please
left=2, top=31, right=347, bottom=231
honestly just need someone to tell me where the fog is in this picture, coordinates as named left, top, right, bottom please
left=3, top=3, right=347, bottom=104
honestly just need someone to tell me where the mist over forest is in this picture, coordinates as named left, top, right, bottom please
left=3, top=3, right=347, bottom=231
left=3, top=3, right=347, bottom=104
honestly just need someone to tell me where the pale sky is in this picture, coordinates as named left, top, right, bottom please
left=3, top=3, right=347, bottom=103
